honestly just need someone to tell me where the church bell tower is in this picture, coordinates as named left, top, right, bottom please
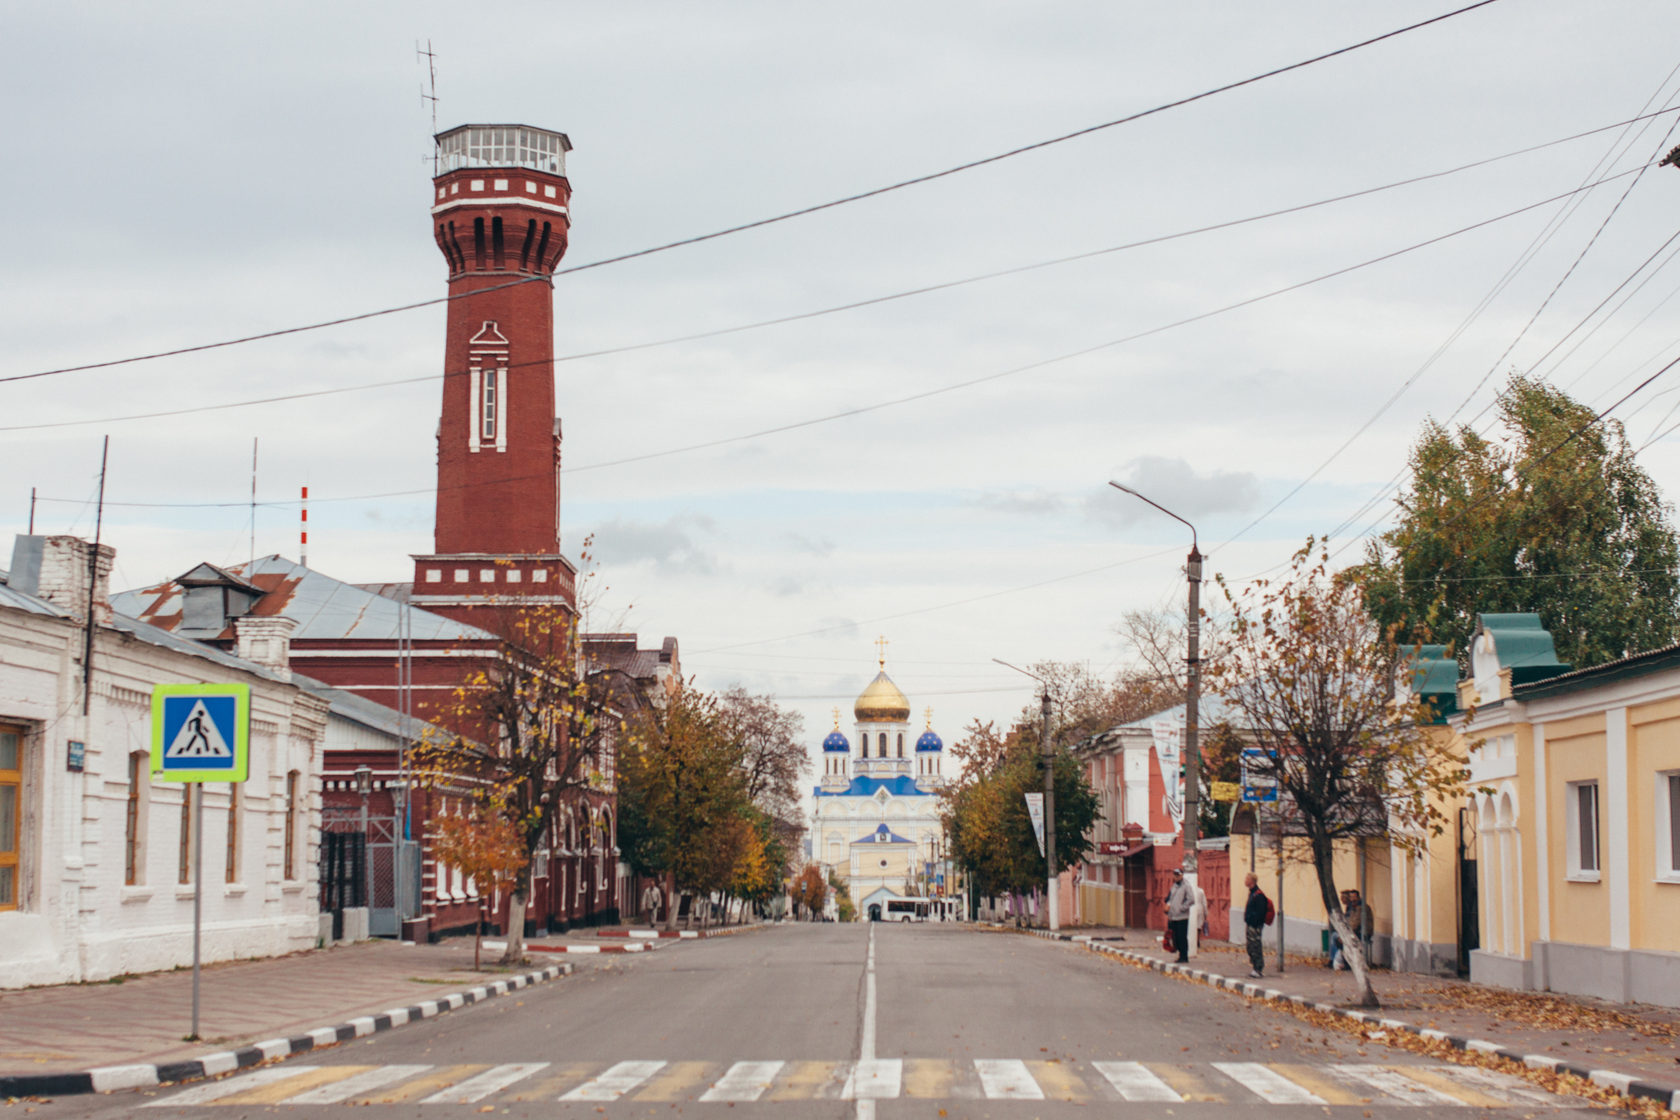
left=411, top=124, right=578, bottom=631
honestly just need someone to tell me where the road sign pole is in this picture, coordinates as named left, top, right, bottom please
left=190, top=784, right=204, bottom=1039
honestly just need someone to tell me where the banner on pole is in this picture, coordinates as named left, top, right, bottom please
left=1024, top=792, right=1046, bottom=857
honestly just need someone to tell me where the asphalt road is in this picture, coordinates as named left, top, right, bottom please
left=21, top=923, right=1604, bottom=1119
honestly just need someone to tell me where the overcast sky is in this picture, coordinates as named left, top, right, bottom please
left=8, top=2, right=1680, bottom=763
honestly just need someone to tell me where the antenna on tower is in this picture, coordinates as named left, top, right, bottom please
left=417, top=39, right=440, bottom=174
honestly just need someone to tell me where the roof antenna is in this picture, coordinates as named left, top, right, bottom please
left=417, top=40, right=440, bottom=174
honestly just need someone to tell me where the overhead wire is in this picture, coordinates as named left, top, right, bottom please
left=0, top=0, right=1505, bottom=390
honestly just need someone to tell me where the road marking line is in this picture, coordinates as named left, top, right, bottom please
left=1213, top=1062, right=1326, bottom=1105
left=215, top=1066, right=366, bottom=1105
left=902, top=1058, right=954, bottom=1099
left=857, top=922, right=878, bottom=1120
left=636, top=1061, right=715, bottom=1101
left=843, top=1058, right=903, bottom=1099
left=498, top=1061, right=598, bottom=1102
left=1427, top=1062, right=1561, bottom=1105
left=701, top=1060, right=785, bottom=1102
left=1026, top=1060, right=1089, bottom=1101
left=560, top=1059, right=667, bottom=1101
left=974, top=1058, right=1045, bottom=1099
left=1392, top=1065, right=1509, bottom=1107
left=1091, top=1060, right=1181, bottom=1101
left=282, top=1065, right=430, bottom=1104
left=1150, top=1063, right=1228, bottom=1101
left=1332, top=1064, right=1469, bottom=1106
left=769, top=1060, right=846, bottom=1100
left=360, top=1064, right=488, bottom=1103
left=420, top=1062, right=548, bottom=1104
left=143, top=1067, right=316, bottom=1107
left=1267, top=1064, right=1371, bottom=1105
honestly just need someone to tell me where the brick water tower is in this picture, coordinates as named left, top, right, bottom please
left=411, top=124, right=579, bottom=634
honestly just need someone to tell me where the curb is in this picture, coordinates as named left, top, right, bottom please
left=484, top=940, right=658, bottom=954
left=596, top=924, right=763, bottom=939
left=0, top=962, right=572, bottom=1100
left=1004, top=925, right=1679, bottom=1112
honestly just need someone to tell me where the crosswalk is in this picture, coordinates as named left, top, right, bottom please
left=143, top=1056, right=1566, bottom=1108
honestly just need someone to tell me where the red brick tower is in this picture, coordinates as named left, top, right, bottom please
left=411, top=124, right=579, bottom=633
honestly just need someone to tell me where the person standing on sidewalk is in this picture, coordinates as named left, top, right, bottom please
left=1165, top=869, right=1193, bottom=963
left=1242, top=873, right=1271, bottom=978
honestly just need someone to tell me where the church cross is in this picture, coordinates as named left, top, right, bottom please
left=876, top=635, right=889, bottom=668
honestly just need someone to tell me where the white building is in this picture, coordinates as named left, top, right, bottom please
left=1, top=535, right=325, bottom=987
left=812, top=654, right=948, bottom=919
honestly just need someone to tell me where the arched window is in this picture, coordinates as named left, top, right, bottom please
left=897, top=733, right=904, bottom=758
left=878, top=733, right=887, bottom=756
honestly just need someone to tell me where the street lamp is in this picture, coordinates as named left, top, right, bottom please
left=993, top=658, right=1058, bottom=932
left=1107, top=480, right=1203, bottom=957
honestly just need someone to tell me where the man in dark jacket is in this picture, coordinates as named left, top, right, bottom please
left=1242, top=873, right=1269, bottom=977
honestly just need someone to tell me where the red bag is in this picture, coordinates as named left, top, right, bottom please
left=1264, top=897, right=1276, bottom=926
left=1162, top=929, right=1175, bottom=952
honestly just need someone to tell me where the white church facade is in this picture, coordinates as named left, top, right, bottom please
left=812, top=651, right=948, bottom=919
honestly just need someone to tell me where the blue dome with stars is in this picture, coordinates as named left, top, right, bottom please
left=915, top=729, right=943, bottom=752
left=822, top=730, right=850, bottom=753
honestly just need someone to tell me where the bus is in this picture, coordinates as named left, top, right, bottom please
left=885, top=899, right=931, bottom=922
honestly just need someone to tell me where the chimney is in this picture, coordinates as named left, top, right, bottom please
left=233, top=615, right=296, bottom=679
left=8, top=535, right=115, bottom=624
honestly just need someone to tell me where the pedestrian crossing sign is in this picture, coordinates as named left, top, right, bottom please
left=151, top=683, right=250, bottom=782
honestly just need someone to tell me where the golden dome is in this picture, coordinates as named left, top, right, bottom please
left=854, top=671, right=911, bottom=723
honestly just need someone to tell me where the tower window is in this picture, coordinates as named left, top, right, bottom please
left=473, top=218, right=486, bottom=269
left=492, top=217, right=505, bottom=269
left=897, top=733, right=904, bottom=758
left=878, top=733, right=887, bottom=756
left=482, top=368, right=498, bottom=440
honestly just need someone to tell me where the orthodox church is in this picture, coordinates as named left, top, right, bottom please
left=813, top=645, right=947, bottom=919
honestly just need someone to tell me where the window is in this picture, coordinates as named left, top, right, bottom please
left=1660, top=771, right=1680, bottom=883
left=178, top=786, right=195, bottom=884
left=897, top=733, right=904, bottom=758
left=125, top=752, right=148, bottom=885
left=225, top=785, right=241, bottom=884
left=878, top=733, right=887, bottom=756
left=1567, top=780, right=1600, bottom=880
left=283, top=771, right=300, bottom=880
left=482, top=368, right=498, bottom=440
left=0, top=725, right=21, bottom=911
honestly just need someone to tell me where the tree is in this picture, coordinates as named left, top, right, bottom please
left=1362, top=374, right=1680, bottom=670
left=790, top=863, right=828, bottom=920
left=428, top=799, right=526, bottom=969
left=413, top=600, right=621, bottom=965
left=719, top=686, right=807, bottom=820
left=1210, top=542, right=1471, bottom=1009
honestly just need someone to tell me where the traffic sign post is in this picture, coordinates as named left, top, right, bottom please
left=151, top=683, right=250, bottom=1040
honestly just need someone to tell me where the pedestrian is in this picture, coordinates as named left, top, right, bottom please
left=1341, top=889, right=1374, bottom=969
left=1241, top=872, right=1272, bottom=978
left=1164, top=869, right=1193, bottom=963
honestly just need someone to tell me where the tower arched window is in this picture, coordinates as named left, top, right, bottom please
left=481, top=368, right=498, bottom=440
left=878, top=733, right=887, bottom=756
left=897, top=733, right=904, bottom=758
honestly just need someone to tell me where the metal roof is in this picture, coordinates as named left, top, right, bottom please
left=113, top=555, right=498, bottom=643
left=294, top=675, right=448, bottom=742
left=0, top=569, right=68, bottom=618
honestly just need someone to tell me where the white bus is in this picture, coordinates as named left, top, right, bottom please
left=885, top=899, right=931, bottom=922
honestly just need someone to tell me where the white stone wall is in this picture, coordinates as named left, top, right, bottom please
left=0, top=604, right=325, bottom=988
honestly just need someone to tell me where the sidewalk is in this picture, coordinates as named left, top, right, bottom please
left=1045, top=924, right=1680, bottom=1109
left=0, top=938, right=571, bottom=1089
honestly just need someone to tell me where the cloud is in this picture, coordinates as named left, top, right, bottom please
left=588, top=515, right=718, bottom=575
left=1092, top=457, right=1261, bottom=526
left=972, top=489, right=1071, bottom=518
left=783, top=532, right=835, bottom=557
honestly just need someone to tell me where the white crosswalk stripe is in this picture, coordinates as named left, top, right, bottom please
left=282, top=1064, right=431, bottom=1104
left=973, top=1058, right=1044, bottom=1100
left=142, top=1066, right=315, bottom=1106
left=1333, top=1063, right=1473, bottom=1106
left=1213, top=1061, right=1327, bottom=1105
left=1430, top=1063, right=1566, bottom=1104
left=559, top=1059, right=667, bottom=1101
left=841, top=1058, right=902, bottom=1100
left=698, top=1060, right=784, bottom=1102
left=419, top=1062, right=548, bottom=1104
left=1091, top=1060, right=1182, bottom=1101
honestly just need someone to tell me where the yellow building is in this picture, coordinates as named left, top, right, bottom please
left=1454, top=614, right=1680, bottom=1006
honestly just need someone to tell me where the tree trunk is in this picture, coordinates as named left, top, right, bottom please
left=473, top=901, right=483, bottom=970
left=1309, top=833, right=1378, bottom=1009
left=499, top=885, right=529, bottom=965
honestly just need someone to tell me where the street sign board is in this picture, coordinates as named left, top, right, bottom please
left=1023, top=792, right=1046, bottom=857
left=1240, top=746, right=1278, bottom=803
left=151, top=683, right=250, bottom=783
left=1096, top=840, right=1128, bottom=855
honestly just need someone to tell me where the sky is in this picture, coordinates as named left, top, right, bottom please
left=8, top=2, right=1680, bottom=774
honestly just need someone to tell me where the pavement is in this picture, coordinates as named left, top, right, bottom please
left=1042, top=924, right=1680, bottom=1108
left=6, top=922, right=1630, bottom=1118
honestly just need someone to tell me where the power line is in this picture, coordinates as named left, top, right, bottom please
left=14, top=108, right=1653, bottom=438
left=30, top=163, right=1647, bottom=513
left=1, top=0, right=1504, bottom=390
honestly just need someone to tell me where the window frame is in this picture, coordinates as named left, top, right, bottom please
left=0, top=724, right=23, bottom=911
left=283, top=770, right=300, bottom=881
left=178, top=785, right=195, bottom=885
left=1658, top=769, right=1680, bottom=885
left=1565, top=779, right=1601, bottom=882
left=125, top=751, right=149, bottom=886
left=225, top=784, right=241, bottom=884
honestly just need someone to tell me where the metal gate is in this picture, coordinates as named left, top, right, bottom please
left=319, top=830, right=366, bottom=941
left=1456, top=805, right=1480, bottom=977
left=322, top=810, right=419, bottom=937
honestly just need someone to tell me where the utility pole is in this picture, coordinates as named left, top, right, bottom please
left=1040, top=682, right=1057, bottom=933
left=1108, top=480, right=1203, bottom=956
